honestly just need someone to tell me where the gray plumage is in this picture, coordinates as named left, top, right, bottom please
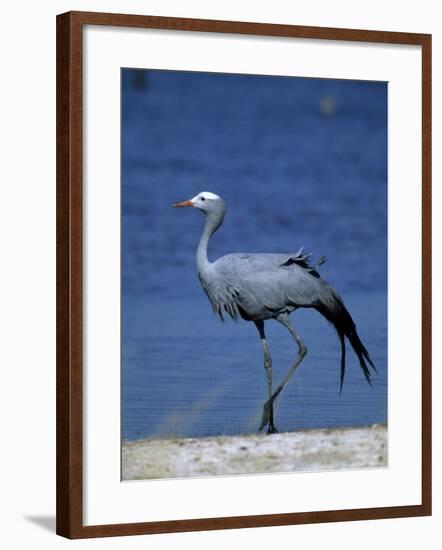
left=174, top=191, right=376, bottom=434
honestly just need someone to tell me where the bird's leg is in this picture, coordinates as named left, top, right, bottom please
left=259, top=313, right=308, bottom=431
left=255, top=320, right=278, bottom=434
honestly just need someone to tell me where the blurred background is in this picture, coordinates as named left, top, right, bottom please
left=121, top=68, right=387, bottom=441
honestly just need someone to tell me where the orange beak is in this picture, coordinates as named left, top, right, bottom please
left=173, top=200, right=194, bottom=207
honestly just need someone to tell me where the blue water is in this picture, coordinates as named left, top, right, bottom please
left=121, top=69, right=388, bottom=441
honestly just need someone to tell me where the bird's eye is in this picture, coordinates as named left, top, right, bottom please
left=200, top=196, right=206, bottom=201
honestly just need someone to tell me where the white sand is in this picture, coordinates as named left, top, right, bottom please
left=122, top=423, right=387, bottom=480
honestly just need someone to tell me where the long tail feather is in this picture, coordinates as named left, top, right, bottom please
left=346, top=328, right=374, bottom=386
left=316, top=295, right=376, bottom=392
left=339, top=331, right=346, bottom=395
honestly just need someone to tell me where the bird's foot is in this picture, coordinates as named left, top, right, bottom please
left=259, top=399, right=273, bottom=431
left=266, top=424, right=278, bottom=435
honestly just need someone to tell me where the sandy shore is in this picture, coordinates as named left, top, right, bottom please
left=122, top=424, right=387, bottom=480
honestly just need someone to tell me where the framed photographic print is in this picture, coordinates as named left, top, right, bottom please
left=56, top=11, right=432, bottom=538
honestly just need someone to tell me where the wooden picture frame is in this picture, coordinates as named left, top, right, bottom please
left=56, top=10, right=432, bottom=539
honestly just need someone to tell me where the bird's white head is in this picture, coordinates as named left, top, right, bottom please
left=173, top=191, right=225, bottom=217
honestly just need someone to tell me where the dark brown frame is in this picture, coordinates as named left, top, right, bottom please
left=56, top=10, right=432, bottom=539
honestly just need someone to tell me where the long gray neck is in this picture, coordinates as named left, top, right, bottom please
left=197, top=212, right=223, bottom=279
